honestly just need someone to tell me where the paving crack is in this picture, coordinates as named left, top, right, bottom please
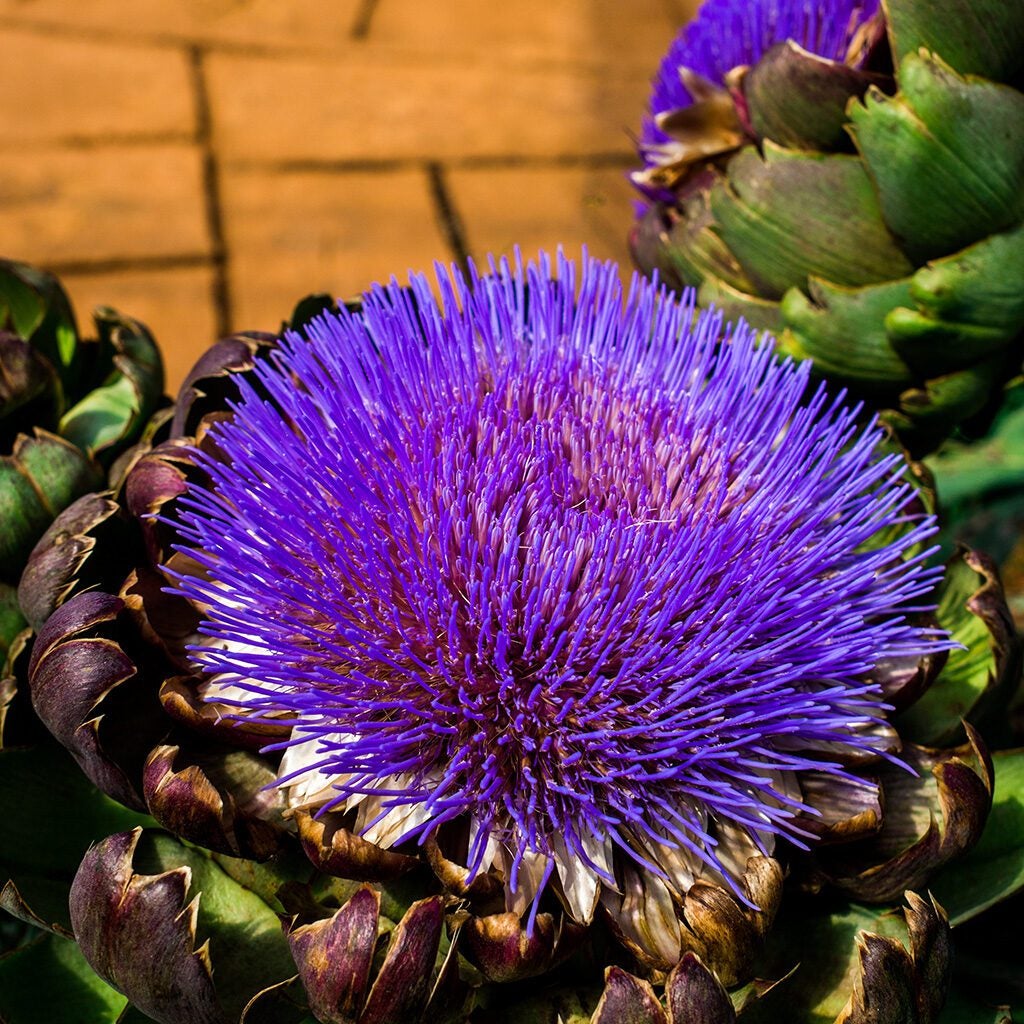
left=350, top=0, right=381, bottom=40
left=426, top=162, right=471, bottom=272
left=189, top=45, right=232, bottom=338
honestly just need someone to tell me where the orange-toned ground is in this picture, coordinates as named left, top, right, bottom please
left=1, top=0, right=696, bottom=390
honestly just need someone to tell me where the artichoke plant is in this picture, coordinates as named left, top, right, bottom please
left=1, top=252, right=1022, bottom=1024
left=0, top=259, right=164, bottom=664
left=630, top=0, right=1024, bottom=457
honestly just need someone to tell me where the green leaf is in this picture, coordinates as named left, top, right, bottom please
left=885, top=227, right=1024, bottom=379
left=0, top=260, right=81, bottom=400
left=209, top=847, right=316, bottom=915
left=930, top=749, right=1024, bottom=925
left=884, top=0, right=1024, bottom=83
left=666, top=186, right=760, bottom=293
left=886, top=311, right=1014, bottom=380
left=896, top=551, right=1020, bottom=746
left=0, top=332, right=61, bottom=434
left=710, top=142, right=913, bottom=299
left=928, top=386, right=1024, bottom=510
left=849, top=53, right=1024, bottom=262
left=0, top=430, right=103, bottom=583
left=14, top=430, right=103, bottom=511
left=885, top=355, right=1006, bottom=451
left=925, top=386, right=1024, bottom=619
left=0, top=583, right=26, bottom=662
left=697, top=277, right=784, bottom=334
left=779, top=276, right=916, bottom=393
left=742, top=896, right=911, bottom=1024
left=0, top=744, right=154, bottom=933
left=136, top=832, right=296, bottom=1021
left=0, top=266, right=48, bottom=339
left=0, top=933, right=128, bottom=1024
left=911, top=224, right=1024, bottom=336
left=59, top=309, right=164, bottom=464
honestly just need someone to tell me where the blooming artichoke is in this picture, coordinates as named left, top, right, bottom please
left=631, top=0, right=1024, bottom=457
left=0, top=259, right=164, bottom=664
left=2, top=253, right=1022, bottom=1023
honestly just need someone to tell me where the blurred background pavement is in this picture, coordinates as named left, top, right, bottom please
left=1, top=0, right=696, bottom=389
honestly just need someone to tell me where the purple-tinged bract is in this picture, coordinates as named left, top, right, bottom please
left=173, top=251, right=943, bottom=916
left=642, top=0, right=880, bottom=157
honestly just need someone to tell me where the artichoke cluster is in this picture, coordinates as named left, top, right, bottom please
left=0, top=252, right=1022, bottom=1024
left=631, top=0, right=1024, bottom=456
left=0, top=260, right=163, bottom=664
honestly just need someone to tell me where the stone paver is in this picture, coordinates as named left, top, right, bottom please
left=0, top=1, right=364, bottom=52
left=5, top=28, right=195, bottom=144
left=449, top=163, right=637, bottom=268
left=0, top=0, right=699, bottom=389
left=220, top=166, right=451, bottom=331
left=208, top=49, right=649, bottom=164
left=0, top=145, right=210, bottom=265
left=61, top=265, right=219, bottom=391
left=370, top=0, right=679, bottom=68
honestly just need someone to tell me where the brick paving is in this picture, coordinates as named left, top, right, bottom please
left=1, top=0, right=696, bottom=390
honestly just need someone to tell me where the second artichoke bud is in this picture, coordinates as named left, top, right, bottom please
left=631, top=0, right=1024, bottom=455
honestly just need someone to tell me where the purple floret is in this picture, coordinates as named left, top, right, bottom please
left=642, top=0, right=880, bottom=157
left=172, top=251, right=943, bottom=903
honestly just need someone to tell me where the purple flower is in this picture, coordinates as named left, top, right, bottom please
left=641, top=0, right=880, bottom=161
left=173, top=251, right=943, bottom=927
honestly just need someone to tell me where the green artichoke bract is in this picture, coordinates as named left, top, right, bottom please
left=0, top=259, right=164, bottom=663
left=631, top=0, right=1024, bottom=457
left=2, top=254, right=1022, bottom=1023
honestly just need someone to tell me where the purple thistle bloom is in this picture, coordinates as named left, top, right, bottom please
left=173, top=251, right=944, bottom=925
left=641, top=0, right=880, bottom=159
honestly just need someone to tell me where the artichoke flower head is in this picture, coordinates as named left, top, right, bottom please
left=632, top=0, right=1024, bottom=456
left=149, top=253, right=974, bottom=1020
left=174, top=252, right=944, bottom=931
left=7, top=253, right=1018, bottom=1024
